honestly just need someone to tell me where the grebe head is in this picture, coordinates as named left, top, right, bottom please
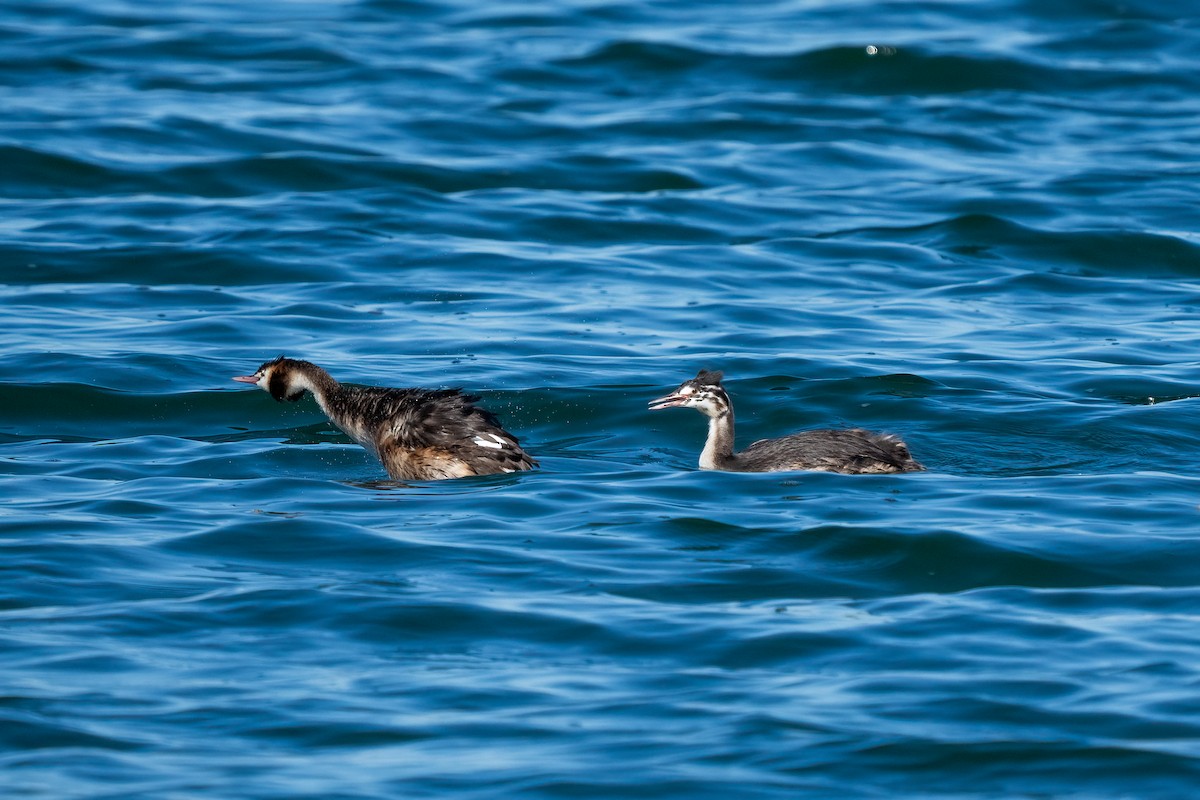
left=648, top=369, right=730, bottom=418
left=232, top=356, right=308, bottom=402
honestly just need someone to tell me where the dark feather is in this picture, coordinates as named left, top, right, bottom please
left=326, top=384, right=537, bottom=477
left=738, top=428, right=922, bottom=474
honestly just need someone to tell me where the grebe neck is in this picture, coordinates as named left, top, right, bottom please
left=304, top=365, right=340, bottom=416
left=699, top=410, right=737, bottom=470
left=279, top=360, right=340, bottom=412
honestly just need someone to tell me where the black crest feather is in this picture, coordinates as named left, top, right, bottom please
left=263, top=355, right=308, bottom=402
left=695, top=369, right=724, bottom=385
left=267, top=369, right=292, bottom=402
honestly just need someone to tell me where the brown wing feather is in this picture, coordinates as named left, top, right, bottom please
left=329, top=385, right=536, bottom=479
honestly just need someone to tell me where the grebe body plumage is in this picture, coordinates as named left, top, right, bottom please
left=649, top=369, right=923, bottom=475
left=234, top=356, right=536, bottom=481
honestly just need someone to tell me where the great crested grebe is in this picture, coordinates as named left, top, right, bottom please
left=649, top=369, right=924, bottom=474
left=233, top=356, right=537, bottom=480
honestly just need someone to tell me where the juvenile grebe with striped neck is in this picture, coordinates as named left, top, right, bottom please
left=649, top=369, right=923, bottom=474
left=233, top=356, right=537, bottom=480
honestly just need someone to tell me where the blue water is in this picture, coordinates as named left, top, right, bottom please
left=4, top=1, right=1200, bottom=797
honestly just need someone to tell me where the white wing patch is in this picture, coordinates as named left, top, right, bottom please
left=473, top=435, right=505, bottom=450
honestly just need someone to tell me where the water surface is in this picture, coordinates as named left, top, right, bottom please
left=4, top=1, right=1200, bottom=797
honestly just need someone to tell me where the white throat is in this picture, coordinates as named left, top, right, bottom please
left=698, top=413, right=732, bottom=470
